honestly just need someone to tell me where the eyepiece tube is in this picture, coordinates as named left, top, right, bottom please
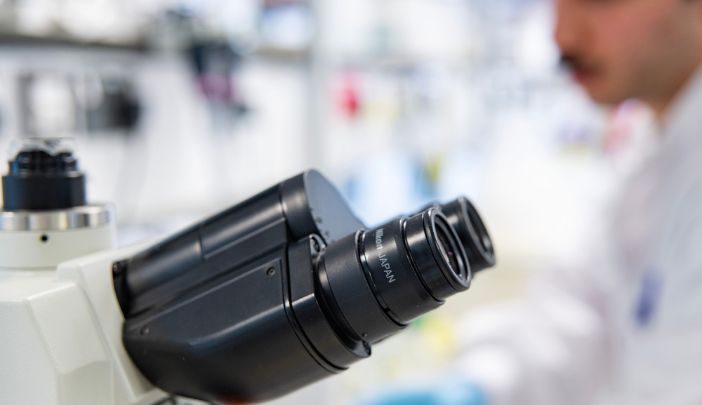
left=318, top=206, right=470, bottom=344
left=439, top=197, right=496, bottom=273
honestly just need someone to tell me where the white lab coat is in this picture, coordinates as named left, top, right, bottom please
left=456, top=66, right=702, bottom=405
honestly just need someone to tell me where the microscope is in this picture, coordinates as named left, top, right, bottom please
left=0, top=138, right=495, bottom=405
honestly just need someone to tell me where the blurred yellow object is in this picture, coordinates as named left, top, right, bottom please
left=424, top=156, right=444, bottom=187
left=412, top=314, right=458, bottom=358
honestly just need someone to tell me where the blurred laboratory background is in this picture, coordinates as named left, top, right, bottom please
left=0, top=0, right=655, bottom=403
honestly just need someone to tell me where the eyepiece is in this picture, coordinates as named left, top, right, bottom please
left=439, top=197, right=495, bottom=273
left=403, top=207, right=470, bottom=301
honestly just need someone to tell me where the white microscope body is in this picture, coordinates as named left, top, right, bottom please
left=0, top=139, right=169, bottom=405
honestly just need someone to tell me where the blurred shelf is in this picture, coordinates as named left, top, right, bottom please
left=323, top=53, right=477, bottom=71
left=253, top=45, right=311, bottom=62
left=0, top=31, right=316, bottom=66
left=0, top=30, right=148, bottom=52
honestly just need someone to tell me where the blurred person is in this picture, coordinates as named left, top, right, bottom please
left=361, top=0, right=702, bottom=404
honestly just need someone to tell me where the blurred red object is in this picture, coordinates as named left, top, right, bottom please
left=336, top=70, right=362, bottom=119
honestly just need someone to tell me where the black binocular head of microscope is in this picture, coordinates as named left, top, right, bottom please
left=112, top=170, right=495, bottom=403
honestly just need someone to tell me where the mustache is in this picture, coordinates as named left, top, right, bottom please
left=559, top=54, right=595, bottom=72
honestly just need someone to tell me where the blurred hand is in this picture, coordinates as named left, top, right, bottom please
left=358, top=378, right=486, bottom=405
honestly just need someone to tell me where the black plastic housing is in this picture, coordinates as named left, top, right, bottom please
left=114, top=170, right=363, bottom=317
left=114, top=170, right=495, bottom=403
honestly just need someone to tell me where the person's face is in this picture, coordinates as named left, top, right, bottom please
left=555, top=0, right=702, bottom=110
